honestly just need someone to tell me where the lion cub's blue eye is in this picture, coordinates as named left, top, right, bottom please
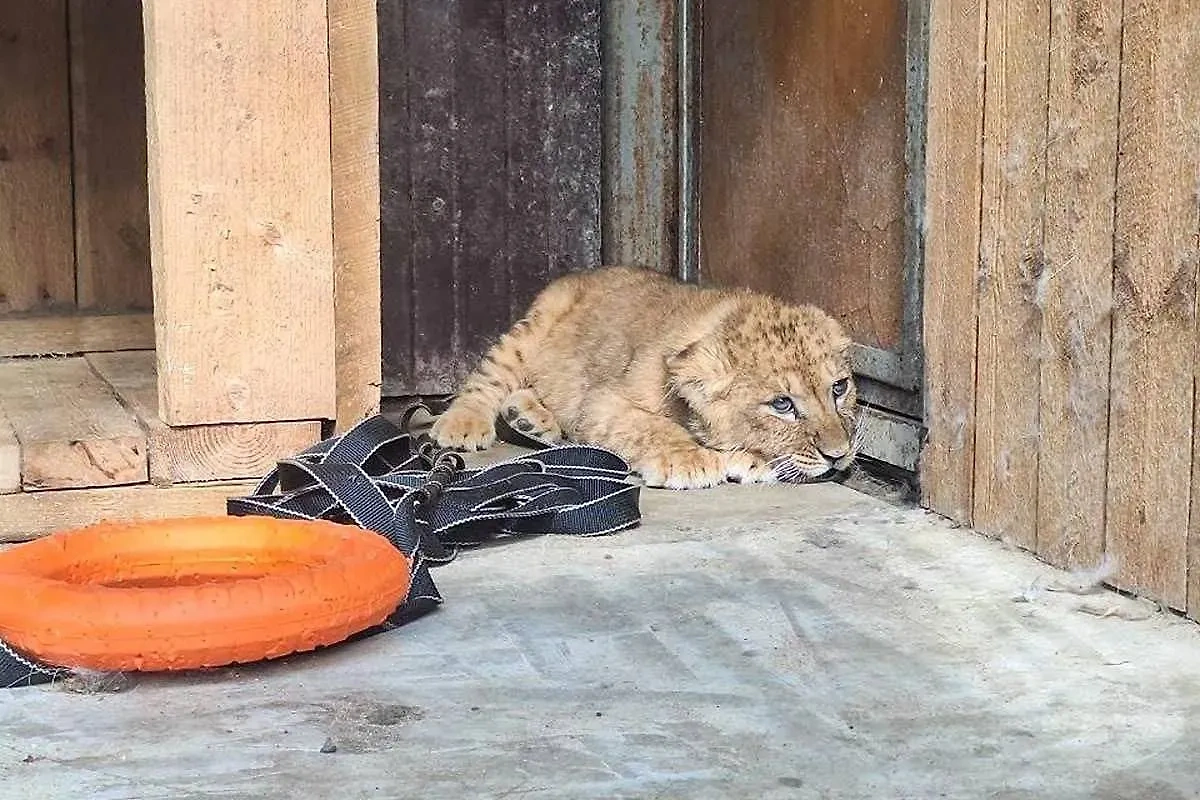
left=832, top=378, right=850, bottom=399
left=769, top=396, right=795, bottom=415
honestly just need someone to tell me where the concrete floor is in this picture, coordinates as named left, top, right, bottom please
left=4, top=474, right=1200, bottom=800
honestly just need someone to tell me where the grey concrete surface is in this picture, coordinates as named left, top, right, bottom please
left=4, top=478, right=1200, bottom=800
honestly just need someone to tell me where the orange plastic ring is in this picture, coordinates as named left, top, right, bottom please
left=0, top=516, right=411, bottom=672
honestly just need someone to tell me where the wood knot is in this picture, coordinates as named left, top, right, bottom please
left=261, top=222, right=283, bottom=247
left=226, top=379, right=251, bottom=411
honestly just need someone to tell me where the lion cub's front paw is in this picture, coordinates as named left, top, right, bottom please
left=636, top=449, right=778, bottom=489
left=634, top=447, right=727, bottom=489
left=722, top=452, right=779, bottom=485
left=500, top=389, right=563, bottom=442
left=431, top=404, right=497, bottom=451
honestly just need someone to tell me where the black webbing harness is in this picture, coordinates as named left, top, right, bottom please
left=0, top=405, right=642, bottom=688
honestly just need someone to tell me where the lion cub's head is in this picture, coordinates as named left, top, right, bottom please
left=667, top=296, right=860, bottom=481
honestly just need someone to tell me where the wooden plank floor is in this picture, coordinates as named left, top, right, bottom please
left=0, top=480, right=254, bottom=542
left=0, top=356, right=148, bottom=491
left=0, top=343, right=323, bottom=538
left=0, top=311, right=153, bottom=357
left=88, top=351, right=322, bottom=485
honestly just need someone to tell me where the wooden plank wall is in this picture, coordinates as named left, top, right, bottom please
left=971, top=0, right=1049, bottom=553
left=0, top=3, right=75, bottom=313
left=923, top=0, right=1200, bottom=613
left=328, top=0, right=383, bottom=431
left=921, top=0, right=986, bottom=524
left=0, top=2, right=153, bottom=314
left=69, top=0, right=153, bottom=311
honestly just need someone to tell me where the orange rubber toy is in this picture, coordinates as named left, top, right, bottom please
left=0, top=516, right=411, bottom=672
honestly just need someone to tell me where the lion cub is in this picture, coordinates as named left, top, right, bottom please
left=432, top=266, right=860, bottom=489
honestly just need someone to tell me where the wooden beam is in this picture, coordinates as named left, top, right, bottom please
left=857, top=407, right=922, bottom=473
left=68, top=0, right=153, bottom=311
left=0, top=480, right=254, bottom=542
left=0, top=3, right=75, bottom=313
left=1109, top=0, right=1199, bottom=611
left=0, top=357, right=147, bottom=491
left=1036, top=0, right=1121, bottom=570
left=88, top=351, right=320, bottom=485
left=142, top=0, right=336, bottom=425
left=329, top=0, right=382, bottom=431
left=0, top=312, right=153, bottom=357
left=0, top=413, right=18, bottom=495
left=972, top=0, right=1050, bottom=551
left=920, top=0, right=987, bottom=524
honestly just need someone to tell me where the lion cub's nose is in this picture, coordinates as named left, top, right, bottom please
left=816, top=442, right=849, bottom=461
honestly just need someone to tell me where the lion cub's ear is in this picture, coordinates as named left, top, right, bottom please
left=666, top=337, right=734, bottom=401
left=834, top=332, right=853, bottom=367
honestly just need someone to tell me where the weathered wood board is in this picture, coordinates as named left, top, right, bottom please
left=0, top=481, right=253, bottom=542
left=143, top=0, right=336, bottom=424
left=972, top=0, right=1050, bottom=551
left=69, top=0, right=153, bottom=311
left=0, top=312, right=154, bottom=358
left=920, top=0, right=988, bottom=523
left=329, top=0, right=383, bottom=431
left=88, top=351, right=320, bottom=485
left=1036, top=0, right=1121, bottom=570
left=0, top=3, right=75, bottom=313
left=379, top=0, right=602, bottom=396
left=0, top=357, right=147, bottom=491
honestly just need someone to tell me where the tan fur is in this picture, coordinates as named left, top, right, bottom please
left=432, top=266, right=860, bottom=489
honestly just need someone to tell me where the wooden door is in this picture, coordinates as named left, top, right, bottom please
left=698, top=0, right=925, bottom=468
left=378, top=0, right=602, bottom=396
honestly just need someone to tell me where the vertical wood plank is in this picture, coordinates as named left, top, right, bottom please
left=405, top=0, right=460, bottom=392
left=1184, top=7, right=1200, bottom=619
left=143, top=0, right=336, bottom=425
left=0, top=3, right=75, bottom=313
left=972, top=0, right=1050, bottom=550
left=378, top=0, right=415, bottom=393
left=1036, top=0, right=1121, bottom=569
left=920, top=0, right=988, bottom=523
left=544, top=0, right=602, bottom=282
left=328, top=0, right=382, bottom=430
left=69, top=0, right=152, bottom=311
left=457, top=0, right=511, bottom=361
left=505, top=0, right=552, bottom=316
left=505, top=0, right=602, bottom=324
left=1109, top=0, right=1200, bottom=610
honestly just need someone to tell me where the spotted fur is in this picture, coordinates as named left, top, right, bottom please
left=432, top=266, right=860, bottom=489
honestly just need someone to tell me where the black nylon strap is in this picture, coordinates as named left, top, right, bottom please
left=0, top=406, right=641, bottom=687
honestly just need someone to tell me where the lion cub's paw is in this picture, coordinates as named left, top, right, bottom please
left=634, top=447, right=755, bottom=490
left=431, top=404, right=497, bottom=451
left=722, top=452, right=778, bottom=485
left=501, top=389, right=563, bottom=442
